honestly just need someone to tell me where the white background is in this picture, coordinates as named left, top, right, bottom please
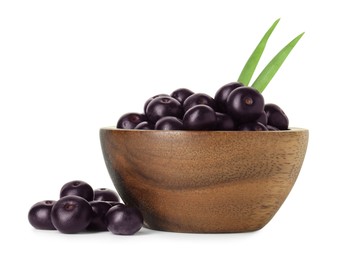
left=1, top=0, right=336, bottom=259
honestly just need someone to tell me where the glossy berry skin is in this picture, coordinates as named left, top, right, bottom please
left=214, top=82, right=244, bottom=112
left=267, top=125, right=279, bottom=131
left=226, top=87, right=264, bottom=123
left=28, top=200, right=56, bottom=230
left=171, top=88, right=194, bottom=104
left=51, top=195, right=93, bottom=234
left=146, top=96, right=183, bottom=123
left=60, top=180, right=94, bottom=201
left=183, top=93, right=216, bottom=112
left=183, top=105, right=217, bottom=130
left=155, top=116, right=184, bottom=130
left=237, top=122, right=268, bottom=131
left=105, top=201, right=125, bottom=207
left=134, top=121, right=154, bottom=130
left=215, top=112, right=235, bottom=131
left=105, top=205, right=143, bottom=235
left=143, top=94, right=169, bottom=114
left=94, top=188, right=119, bottom=202
left=117, top=113, right=147, bottom=129
left=87, top=201, right=112, bottom=231
left=264, top=103, right=289, bottom=130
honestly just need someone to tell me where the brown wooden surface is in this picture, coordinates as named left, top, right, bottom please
left=100, top=128, right=309, bottom=233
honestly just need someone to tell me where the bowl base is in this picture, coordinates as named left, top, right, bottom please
left=142, top=223, right=264, bottom=234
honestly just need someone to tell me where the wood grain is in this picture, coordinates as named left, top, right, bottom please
left=100, top=128, right=308, bottom=233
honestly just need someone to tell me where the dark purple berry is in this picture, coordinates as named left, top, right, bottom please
left=266, top=125, right=279, bottom=131
left=171, top=88, right=194, bottom=104
left=87, top=201, right=112, bottom=231
left=226, top=86, right=264, bottom=122
left=94, top=188, right=119, bottom=202
left=183, top=105, right=217, bottom=130
left=105, top=205, right=143, bottom=235
left=237, top=122, right=268, bottom=131
left=134, top=121, right=154, bottom=130
left=214, top=82, right=244, bottom=112
left=264, top=103, right=289, bottom=130
left=256, top=111, right=268, bottom=125
left=215, top=112, right=235, bottom=130
left=117, top=113, right=147, bottom=129
left=183, top=93, right=216, bottom=112
left=155, top=116, right=184, bottom=130
left=51, top=195, right=93, bottom=233
left=146, top=96, right=183, bottom=123
left=60, top=180, right=94, bottom=201
left=105, top=201, right=125, bottom=207
left=28, top=200, right=56, bottom=230
left=144, top=94, right=169, bottom=114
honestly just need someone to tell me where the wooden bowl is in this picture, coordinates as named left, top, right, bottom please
left=100, top=128, right=309, bottom=233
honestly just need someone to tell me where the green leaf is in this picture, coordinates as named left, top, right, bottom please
left=238, top=18, right=280, bottom=86
left=252, top=32, right=304, bottom=93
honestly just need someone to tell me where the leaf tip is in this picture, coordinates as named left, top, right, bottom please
left=271, top=18, right=281, bottom=28
left=295, top=32, right=305, bottom=42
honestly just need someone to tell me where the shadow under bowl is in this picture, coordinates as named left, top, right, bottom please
left=100, top=127, right=308, bottom=233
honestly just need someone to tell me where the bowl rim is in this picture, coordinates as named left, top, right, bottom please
left=100, top=127, right=308, bottom=133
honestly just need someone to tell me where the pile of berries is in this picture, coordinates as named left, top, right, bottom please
left=28, top=180, right=143, bottom=235
left=117, top=82, right=289, bottom=131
